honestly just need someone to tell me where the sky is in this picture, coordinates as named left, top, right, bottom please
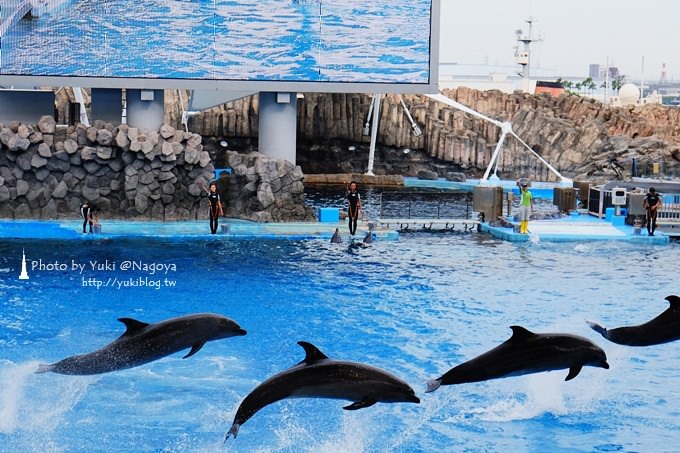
left=439, top=0, right=679, bottom=81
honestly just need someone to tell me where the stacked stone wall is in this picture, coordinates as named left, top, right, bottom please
left=0, top=116, right=314, bottom=222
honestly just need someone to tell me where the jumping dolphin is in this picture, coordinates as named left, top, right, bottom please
left=225, top=341, right=420, bottom=439
left=426, top=326, right=609, bottom=393
left=36, top=313, right=246, bottom=375
left=330, top=228, right=342, bottom=243
left=586, top=295, right=680, bottom=346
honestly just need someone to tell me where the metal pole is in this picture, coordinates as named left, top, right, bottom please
left=367, top=93, right=381, bottom=176
left=481, top=126, right=510, bottom=182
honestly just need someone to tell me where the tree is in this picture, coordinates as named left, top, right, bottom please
left=611, top=76, right=625, bottom=93
left=583, top=77, right=597, bottom=93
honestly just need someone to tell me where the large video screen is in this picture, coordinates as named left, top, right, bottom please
left=0, top=0, right=438, bottom=92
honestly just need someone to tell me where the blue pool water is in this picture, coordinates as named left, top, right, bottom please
left=1, top=230, right=679, bottom=452
left=1, top=0, right=431, bottom=83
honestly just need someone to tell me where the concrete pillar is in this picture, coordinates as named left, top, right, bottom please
left=126, top=89, right=164, bottom=130
left=91, top=88, right=123, bottom=125
left=258, top=92, right=297, bottom=164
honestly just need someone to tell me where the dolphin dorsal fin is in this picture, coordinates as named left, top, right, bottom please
left=665, top=295, right=680, bottom=308
left=297, top=341, right=329, bottom=365
left=509, top=325, right=535, bottom=342
left=118, top=318, right=149, bottom=336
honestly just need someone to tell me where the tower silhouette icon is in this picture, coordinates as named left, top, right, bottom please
left=19, top=249, right=29, bottom=280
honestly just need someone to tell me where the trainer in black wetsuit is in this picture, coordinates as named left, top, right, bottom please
left=643, top=187, right=662, bottom=236
left=346, top=181, right=362, bottom=236
left=205, top=183, right=224, bottom=234
left=80, top=202, right=94, bottom=233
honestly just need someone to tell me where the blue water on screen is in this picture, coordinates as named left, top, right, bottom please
left=0, top=0, right=431, bottom=82
left=1, top=231, right=679, bottom=452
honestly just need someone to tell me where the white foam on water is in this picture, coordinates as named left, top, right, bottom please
left=305, top=414, right=370, bottom=453
left=573, top=243, right=592, bottom=253
left=0, top=360, right=35, bottom=433
left=473, top=374, right=568, bottom=422
left=0, top=360, right=95, bottom=451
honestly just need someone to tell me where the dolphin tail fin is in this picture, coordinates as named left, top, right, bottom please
left=35, top=363, right=55, bottom=374
left=586, top=320, right=608, bottom=338
left=224, top=423, right=240, bottom=441
left=565, top=365, right=583, bottom=381
left=183, top=341, right=206, bottom=359
left=343, top=398, right=376, bottom=410
left=425, top=379, right=441, bottom=393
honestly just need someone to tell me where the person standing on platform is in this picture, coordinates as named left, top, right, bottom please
left=643, top=187, right=662, bottom=236
left=80, top=202, right=98, bottom=234
left=518, top=183, right=534, bottom=234
left=346, top=181, right=362, bottom=236
left=201, top=182, right=224, bottom=234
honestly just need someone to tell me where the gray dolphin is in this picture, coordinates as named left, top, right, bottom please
left=426, top=325, right=609, bottom=393
left=36, top=313, right=246, bottom=375
left=330, top=228, right=342, bottom=243
left=587, top=295, right=680, bottom=346
left=225, top=341, right=420, bottom=439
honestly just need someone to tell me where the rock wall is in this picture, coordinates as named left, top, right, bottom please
left=0, top=116, right=313, bottom=222
left=217, top=151, right=316, bottom=222
left=432, top=87, right=680, bottom=181
left=183, top=89, right=680, bottom=182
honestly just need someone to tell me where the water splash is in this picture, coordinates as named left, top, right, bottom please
left=473, top=374, right=568, bottom=422
left=0, top=360, right=94, bottom=451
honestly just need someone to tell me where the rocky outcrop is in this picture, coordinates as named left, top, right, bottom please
left=0, top=116, right=314, bottom=221
left=427, top=88, right=680, bottom=181
left=55, top=88, right=680, bottom=183
left=182, top=89, right=680, bottom=182
left=215, top=151, right=315, bottom=222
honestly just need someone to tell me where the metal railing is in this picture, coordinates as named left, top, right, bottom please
left=657, top=195, right=680, bottom=225
left=378, top=191, right=474, bottom=220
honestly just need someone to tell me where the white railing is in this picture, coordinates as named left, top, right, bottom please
left=657, top=195, right=680, bottom=225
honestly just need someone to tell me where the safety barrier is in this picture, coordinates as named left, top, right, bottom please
left=657, top=195, right=680, bottom=225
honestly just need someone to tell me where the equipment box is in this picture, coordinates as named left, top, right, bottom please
left=318, top=208, right=340, bottom=222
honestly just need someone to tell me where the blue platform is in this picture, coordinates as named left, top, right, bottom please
left=0, top=219, right=398, bottom=242
left=481, top=211, right=669, bottom=244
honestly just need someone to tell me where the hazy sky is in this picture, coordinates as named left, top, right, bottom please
left=439, top=0, right=679, bottom=81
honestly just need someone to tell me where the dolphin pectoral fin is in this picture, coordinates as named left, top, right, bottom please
left=343, top=398, right=377, bottom=410
left=183, top=341, right=206, bottom=359
left=565, top=365, right=582, bottom=381
left=118, top=318, right=150, bottom=336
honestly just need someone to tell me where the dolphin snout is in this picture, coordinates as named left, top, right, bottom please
left=601, top=360, right=610, bottom=369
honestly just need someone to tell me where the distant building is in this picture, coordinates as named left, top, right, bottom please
left=438, top=63, right=557, bottom=93
left=588, top=63, right=620, bottom=80
left=534, top=81, right=565, bottom=97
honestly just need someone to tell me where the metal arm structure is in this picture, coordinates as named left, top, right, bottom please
left=425, top=93, right=571, bottom=185
left=398, top=95, right=422, bottom=137
left=366, top=93, right=381, bottom=176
